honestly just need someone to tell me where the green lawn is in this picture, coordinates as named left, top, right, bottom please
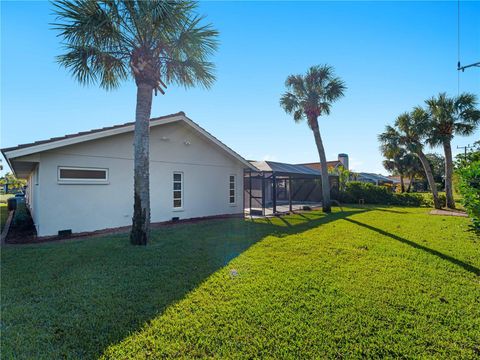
left=1, top=207, right=479, bottom=359
left=0, top=193, right=14, bottom=203
left=1, top=203, right=9, bottom=232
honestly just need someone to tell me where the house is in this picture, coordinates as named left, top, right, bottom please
left=299, top=153, right=349, bottom=172
left=355, top=173, right=394, bottom=186
left=299, top=154, right=395, bottom=186
left=1, top=112, right=254, bottom=237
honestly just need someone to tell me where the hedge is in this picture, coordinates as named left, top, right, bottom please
left=334, top=182, right=445, bottom=207
left=457, top=161, right=480, bottom=230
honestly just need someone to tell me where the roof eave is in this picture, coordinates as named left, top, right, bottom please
left=2, top=112, right=254, bottom=171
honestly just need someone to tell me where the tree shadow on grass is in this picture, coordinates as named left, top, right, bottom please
left=1, top=208, right=364, bottom=359
left=370, top=207, right=409, bottom=214
left=343, top=218, right=480, bottom=276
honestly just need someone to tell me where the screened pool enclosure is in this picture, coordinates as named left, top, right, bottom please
left=244, top=161, right=339, bottom=216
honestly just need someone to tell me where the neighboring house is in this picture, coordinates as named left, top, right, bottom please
left=299, top=153, right=349, bottom=172
left=387, top=175, right=407, bottom=185
left=355, top=173, right=394, bottom=186
left=300, top=154, right=394, bottom=186
left=2, top=112, right=254, bottom=237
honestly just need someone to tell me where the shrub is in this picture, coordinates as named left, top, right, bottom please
left=457, top=161, right=480, bottom=230
left=334, top=181, right=443, bottom=207
left=417, top=192, right=446, bottom=208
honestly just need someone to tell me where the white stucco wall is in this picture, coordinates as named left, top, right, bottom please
left=25, top=165, right=40, bottom=232
left=30, top=121, right=245, bottom=236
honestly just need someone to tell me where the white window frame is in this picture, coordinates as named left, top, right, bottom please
left=173, top=171, right=184, bottom=210
left=57, top=166, right=109, bottom=185
left=229, top=174, right=236, bottom=205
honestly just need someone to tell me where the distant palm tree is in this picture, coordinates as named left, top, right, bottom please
left=53, top=1, right=218, bottom=245
left=403, top=153, right=423, bottom=193
left=378, top=109, right=441, bottom=209
left=280, top=65, right=346, bottom=212
left=381, top=149, right=420, bottom=193
left=380, top=135, right=409, bottom=192
left=425, top=93, right=480, bottom=209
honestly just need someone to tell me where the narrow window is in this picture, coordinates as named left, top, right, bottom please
left=229, top=175, right=236, bottom=204
left=173, top=172, right=183, bottom=209
left=58, top=167, right=108, bottom=184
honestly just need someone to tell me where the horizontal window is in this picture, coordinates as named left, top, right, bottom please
left=58, top=167, right=108, bottom=184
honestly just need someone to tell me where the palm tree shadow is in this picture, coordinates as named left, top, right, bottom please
left=343, top=218, right=480, bottom=276
left=372, top=208, right=409, bottom=214
left=5, top=209, right=365, bottom=359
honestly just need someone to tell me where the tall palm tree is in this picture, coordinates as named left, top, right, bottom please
left=53, top=1, right=218, bottom=245
left=378, top=109, right=442, bottom=209
left=425, top=93, right=480, bottom=209
left=280, top=65, right=346, bottom=212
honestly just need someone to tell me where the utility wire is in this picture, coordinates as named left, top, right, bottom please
left=457, top=0, right=461, bottom=95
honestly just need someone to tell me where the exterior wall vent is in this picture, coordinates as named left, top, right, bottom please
left=58, top=229, right=72, bottom=237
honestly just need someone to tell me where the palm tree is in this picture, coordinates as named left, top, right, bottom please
left=53, top=1, right=218, bottom=245
left=403, top=153, right=423, bottom=193
left=381, top=150, right=420, bottom=193
left=380, top=136, right=408, bottom=192
left=378, top=109, right=441, bottom=209
left=425, top=93, right=480, bottom=209
left=280, top=65, right=346, bottom=212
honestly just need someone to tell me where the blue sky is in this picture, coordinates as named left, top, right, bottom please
left=1, top=1, right=479, bottom=175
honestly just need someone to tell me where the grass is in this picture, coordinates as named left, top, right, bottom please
left=1, top=203, right=9, bottom=232
left=0, top=193, right=14, bottom=203
left=1, top=206, right=479, bottom=359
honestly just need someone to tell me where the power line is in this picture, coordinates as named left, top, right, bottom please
left=457, top=0, right=480, bottom=77
left=457, top=144, right=474, bottom=162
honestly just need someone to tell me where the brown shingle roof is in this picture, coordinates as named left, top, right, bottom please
left=298, top=161, right=341, bottom=171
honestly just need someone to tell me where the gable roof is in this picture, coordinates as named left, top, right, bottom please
left=250, top=161, right=321, bottom=176
left=2, top=112, right=254, bottom=172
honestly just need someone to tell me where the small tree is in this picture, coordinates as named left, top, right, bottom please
left=280, top=65, right=346, bottom=212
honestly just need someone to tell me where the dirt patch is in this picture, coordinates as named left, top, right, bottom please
left=429, top=209, right=468, bottom=217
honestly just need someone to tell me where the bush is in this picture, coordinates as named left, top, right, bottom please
left=417, top=192, right=446, bottom=208
left=334, top=181, right=443, bottom=207
left=457, top=162, right=480, bottom=230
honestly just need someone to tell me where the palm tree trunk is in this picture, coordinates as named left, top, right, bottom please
left=400, top=175, right=405, bottom=193
left=310, top=118, right=331, bottom=213
left=130, top=83, right=153, bottom=245
left=417, top=151, right=441, bottom=209
left=443, top=140, right=455, bottom=209
left=406, top=175, right=414, bottom=193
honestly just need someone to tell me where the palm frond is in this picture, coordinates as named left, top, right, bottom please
left=53, top=0, right=219, bottom=92
left=279, top=92, right=300, bottom=114
left=57, top=44, right=128, bottom=89
left=280, top=64, right=346, bottom=123
left=425, top=92, right=480, bottom=145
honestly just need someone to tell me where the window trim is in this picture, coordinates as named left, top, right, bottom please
left=57, top=166, right=109, bottom=184
left=229, top=174, right=236, bottom=205
left=173, top=171, right=184, bottom=211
